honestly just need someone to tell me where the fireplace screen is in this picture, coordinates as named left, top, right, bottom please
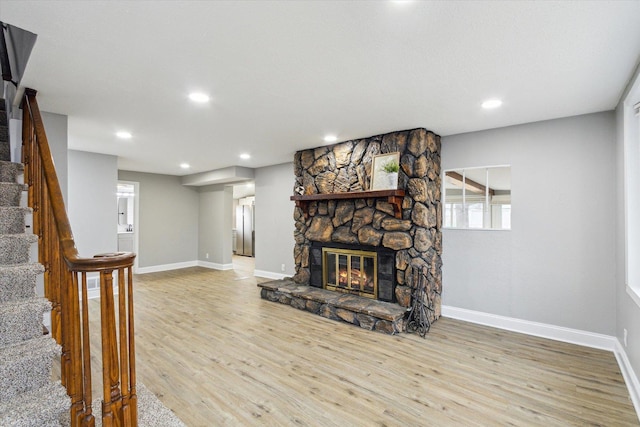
left=322, top=248, right=377, bottom=299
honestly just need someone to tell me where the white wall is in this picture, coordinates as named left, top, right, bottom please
left=198, top=185, right=233, bottom=268
left=441, top=112, right=616, bottom=335
left=41, top=111, right=68, bottom=202
left=68, top=150, right=118, bottom=256
left=616, top=63, right=640, bottom=405
left=254, top=162, right=295, bottom=278
left=118, top=170, right=199, bottom=269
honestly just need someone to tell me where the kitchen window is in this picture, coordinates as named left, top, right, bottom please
left=442, top=165, right=511, bottom=230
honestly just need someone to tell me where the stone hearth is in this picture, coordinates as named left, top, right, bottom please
left=260, top=128, right=442, bottom=334
left=258, top=280, right=407, bottom=334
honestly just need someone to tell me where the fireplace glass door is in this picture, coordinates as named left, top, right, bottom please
left=322, top=248, right=377, bottom=299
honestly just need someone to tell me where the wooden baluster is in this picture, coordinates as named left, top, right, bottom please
left=20, top=106, right=29, bottom=187
left=48, top=186, right=63, bottom=345
left=56, top=230, right=72, bottom=396
left=67, top=268, right=85, bottom=426
left=117, top=268, right=131, bottom=426
left=127, top=266, right=138, bottom=425
left=80, top=271, right=95, bottom=427
left=100, top=270, right=123, bottom=427
left=33, top=141, right=40, bottom=238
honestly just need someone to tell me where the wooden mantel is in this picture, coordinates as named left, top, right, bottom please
left=291, top=189, right=405, bottom=219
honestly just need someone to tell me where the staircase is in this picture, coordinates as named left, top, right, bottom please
left=0, top=100, right=69, bottom=425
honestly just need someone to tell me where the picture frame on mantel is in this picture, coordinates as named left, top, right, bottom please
left=371, top=152, right=400, bottom=190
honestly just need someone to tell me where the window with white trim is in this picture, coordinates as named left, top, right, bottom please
left=443, top=165, right=511, bottom=230
left=625, top=93, right=640, bottom=306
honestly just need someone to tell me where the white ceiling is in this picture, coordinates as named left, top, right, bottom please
left=2, top=1, right=639, bottom=179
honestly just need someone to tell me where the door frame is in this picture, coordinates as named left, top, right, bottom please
left=118, top=180, right=140, bottom=273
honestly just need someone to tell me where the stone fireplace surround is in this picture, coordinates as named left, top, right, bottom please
left=259, top=128, right=442, bottom=334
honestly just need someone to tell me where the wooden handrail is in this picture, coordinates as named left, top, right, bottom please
left=22, top=88, right=138, bottom=427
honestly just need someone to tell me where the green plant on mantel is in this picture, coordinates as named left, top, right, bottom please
left=382, top=160, right=399, bottom=173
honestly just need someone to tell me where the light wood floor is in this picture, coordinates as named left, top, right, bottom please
left=81, top=258, right=638, bottom=426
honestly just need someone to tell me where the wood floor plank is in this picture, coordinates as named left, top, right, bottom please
left=70, top=259, right=637, bottom=426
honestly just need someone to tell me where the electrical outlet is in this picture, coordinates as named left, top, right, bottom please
left=624, top=328, right=628, bottom=347
left=281, top=264, right=285, bottom=272
left=206, top=253, right=209, bottom=259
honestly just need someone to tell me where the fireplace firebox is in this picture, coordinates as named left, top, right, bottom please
left=323, top=247, right=377, bottom=299
left=309, top=242, right=396, bottom=302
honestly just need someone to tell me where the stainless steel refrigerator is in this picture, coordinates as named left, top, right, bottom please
left=235, top=205, right=254, bottom=256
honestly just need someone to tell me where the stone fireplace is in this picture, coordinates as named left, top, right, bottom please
left=259, top=128, right=442, bottom=334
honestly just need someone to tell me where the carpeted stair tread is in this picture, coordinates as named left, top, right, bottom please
left=0, top=380, right=69, bottom=427
left=0, top=206, right=30, bottom=234
left=0, top=262, right=44, bottom=303
left=0, top=182, right=27, bottom=207
left=0, top=335, right=60, bottom=403
left=0, top=233, right=38, bottom=265
left=85, top=382, right=186, bottom=427
left=134, top=382, right=186, bottom=427
left=0, top=297, right=51, bottom=346
left=0, top=160, right=24, bottom=184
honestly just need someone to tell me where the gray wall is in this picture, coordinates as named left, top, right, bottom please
left=441, top=112, right=616, bottom=335
left=616, top=66, right=640, bottom=384
left=118, top=170, right=199, bottom=268
left=254, top=162, right=295, bottom=277
left=198, top=185, right=233, bottom=267
left=68, top=150, right=117, bottom=256
left=41, top=111, right=68, bottom=203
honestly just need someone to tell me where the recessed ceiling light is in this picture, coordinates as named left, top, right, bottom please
left=116, top=131, right=132, bottom=139
left=188, top=92, right=210, bottom=103
left=324, top=135, right=338, bottom=143
left=481, top=99, right=503, bottom=109
left=240, top=153, right=251, bottom=160
left=180, top=163, right=190, bottom=169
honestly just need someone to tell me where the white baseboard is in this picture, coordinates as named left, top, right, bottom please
left=87, top=288, right=101, bottom=300
left=86, top=275, right=101, bottom=300
left=254, top=270, right=289, bottom=280
left=136, top=261, right=198, bottom=274
left=442, top=305, right=640, bottom=422
left=442, top=305, right=617, bottom=351
left=615, top=340, right=640, bottom=421
left=136, top=260, right=236, bottom=274
left=198, top=260, right=233, bottom=270
left=83, top=275, right=118, bottom=300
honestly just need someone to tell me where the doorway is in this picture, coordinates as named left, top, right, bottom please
left=232, top=182, right=255, bottom=260
left=117, top=181, right=139, bottom=272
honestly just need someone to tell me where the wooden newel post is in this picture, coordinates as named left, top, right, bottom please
left=126, top=265, right=138, bottom=426
left=100, top=269, right=123, bottom=427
